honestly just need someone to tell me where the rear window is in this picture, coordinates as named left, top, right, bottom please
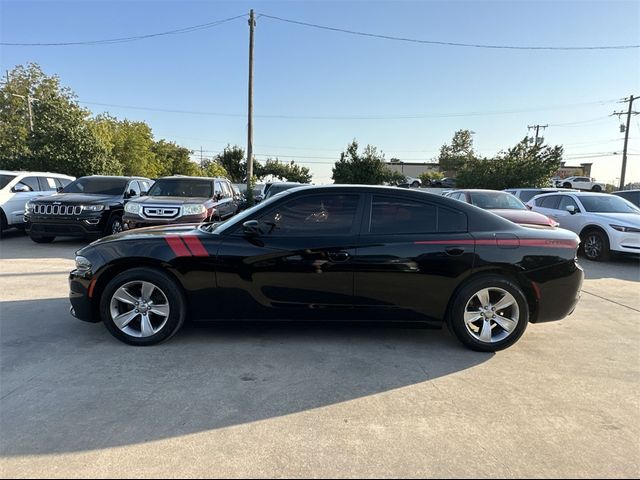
left=0, top=174, right=17, bottom=189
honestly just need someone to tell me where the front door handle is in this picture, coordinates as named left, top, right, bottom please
left=445, top=247, right=465, bottom=256
left=328, top=251, right=351, bottom=262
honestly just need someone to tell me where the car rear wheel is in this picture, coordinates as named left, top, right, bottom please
left=563, top=182, right=572, bottom=189
left=106, top=214, right=123, bottom=236
left=581, top=230, right=610, bottom=262
left=591, top=185, right=602, bottom=192
left=0, top=210, right=7, bottom=238
left=29, top=233, right=55, bottom=243
left=449, top=275, right=529, bottom=352
left=411, top=181, right=420, bottom=188
left=100, top=268, right=186, bottom=346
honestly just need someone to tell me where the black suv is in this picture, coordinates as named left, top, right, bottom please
left=25, top=175, right=152, bottom=243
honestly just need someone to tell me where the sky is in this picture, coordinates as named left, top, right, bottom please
left=1, top=0, right=639, bottom=185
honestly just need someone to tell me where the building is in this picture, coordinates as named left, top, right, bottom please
left=385, top=161, right=440, bottom=178
left=554, top=162, right=593, bottom=179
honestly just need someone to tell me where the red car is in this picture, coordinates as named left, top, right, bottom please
left=445, top=189, right=558, bottom=228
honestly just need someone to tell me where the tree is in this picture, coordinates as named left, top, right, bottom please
left=215, top=145, right=247, bottom=183
left=200, top=159, right=228, bottom=178
left=418, top=171, right=444, bottom=185
left=438, top=129, right=476, bottom=173
left=0, top=63, right=115, bottom=176
left=257, top=158, right=312, bottom=183
left=457, top=138, right=563, bottom=190
left=151, top=140, right=199, bottom=177
left=332, top=140, right=400, bottom=185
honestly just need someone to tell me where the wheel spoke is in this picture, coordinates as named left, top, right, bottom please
left=113, top=288, right=139, bottom=306
left=113, top=309, right=139, bottom=329
left=479, top=319, right=493, bottom=342
left=141, top=282, right=155, bottom=301
left=475, top=288, right=490, bottom=307
left=140, top=314, right=154, bottom=337
left=464, top=310, right=482, bottom=325
left=493, top=293, right=515, bottom=312
left=493, top=315, right=517, bottom=333
left=149, top=303, right=169, bottom=317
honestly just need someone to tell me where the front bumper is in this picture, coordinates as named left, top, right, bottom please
left=26, top=214, right=107, bottom=238
left=609, top=229, right=640, bottom=255
left=526, top=260, right=584, bottom=323
left=69, top=269, right=99, bottom=323
left=123, top=213, right=207, bottom=230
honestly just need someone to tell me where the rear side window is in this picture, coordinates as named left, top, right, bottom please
left=519, top=190, right=542, bottom=202
left=38, top=177, right=59, bottom=191
left=369, top=196, right=467, bottom=234
left=537, top=195, right=560, bottom=209
left=558, top=196, right=579, bottom=211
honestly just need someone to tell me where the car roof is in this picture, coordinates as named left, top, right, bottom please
left=0, top=170, right=74, bottom=177
left=156, top=176, right=224, bottom=181
left=613, top=189, right=640, bottom=193
left=77, top=175, right=150, bottom=180
left=452, top=189, right=509, bottom=194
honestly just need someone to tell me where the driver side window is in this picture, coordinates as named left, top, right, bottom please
left=256, top=194, right=359, bottom=236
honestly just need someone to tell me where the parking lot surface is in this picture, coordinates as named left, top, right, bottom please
left=1, top=231, right=639, bottom=478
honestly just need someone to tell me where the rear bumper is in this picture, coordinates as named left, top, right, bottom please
left=69, top=270, right=99, bottom=323
left=526, top=260, right=584, bottom=323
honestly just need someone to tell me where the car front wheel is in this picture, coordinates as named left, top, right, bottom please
left=100, top=267, right=186, bottom=346
left=582, top=230, right=610, bottom=261
left=449, top=275, right=529, bottom=352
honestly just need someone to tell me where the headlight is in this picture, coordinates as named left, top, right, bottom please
left=75, top=255, right=92, bottom=272
left=610, top=224, right=640, bottom=233
left=82, top=205, right=104, bottom=212
left=124, top=202, right=142, bottom=214
left=25, top=201, right=33, bottom=213
left=183, top=204, right=206, bottom=215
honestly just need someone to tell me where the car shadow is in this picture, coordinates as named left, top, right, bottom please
left=0, top=298, right=492, bottom=456
left=580, top=254, right=640, bottom=281
left=0, top=232, right=88, bottom=260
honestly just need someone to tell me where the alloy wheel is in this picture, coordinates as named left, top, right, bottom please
left=463, top=287, right=520, bottom=343
left=584, top=234, right=602, bottom=260
left=111, top=219, right=123, bottom=234
left=109, top=281, right=170, bottom=338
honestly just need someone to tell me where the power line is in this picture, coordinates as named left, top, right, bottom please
left=258, top=13, right=640, bottom=51
left=78, top=98, right=617, bottom=120
left=0, top=14, right=247, bottom=46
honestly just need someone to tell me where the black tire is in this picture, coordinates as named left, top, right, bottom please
left=0, top=209, right=7, bottom=238
left=448, top=275, right=529, bottom=352
left=29, top=233, right=55, bottom=243
left=410, top=181, right=420, bottom=188
left=591, top=185, right=602, bottom=192
left=105, top=214, right=123, bottom=236
left=563, top=182, right=572, bottom=189
left=581, top=229, right=610, bottom=262
left=100, top=267, right=186, bottom=346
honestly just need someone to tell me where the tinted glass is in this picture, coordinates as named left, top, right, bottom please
left=19, top=177, right=41, bottom=192
left=265, top=184, right=300, bottom=199
left=468, top=191, right=526, bottom=210
left=578, top=195, right=639, bottom=213
left=0, top=174, right=16, bottom=189
left=518, top=190, right=543, bottom=202
left=558, top=196, right=579, bottom=211
left=257, top=194, right=359, bottom=236
left=148, top=179, right=212, bottom=197
left=438, top=206, right=468, bottom=233
left=54, top=177, right=72, bottom=189
left=63, top=177, right=128, bottom=195
left=613, top=191, right=640, bottom=206
left=370, top=196, right=437, bottom=234
left=538, top=195, right=561, bottom=209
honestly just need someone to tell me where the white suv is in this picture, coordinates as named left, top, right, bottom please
left=556, top=176, right=605, bottom=192
left=527, top=192, right=640, bottom=261
left=0, top=170, right=75, bottom=237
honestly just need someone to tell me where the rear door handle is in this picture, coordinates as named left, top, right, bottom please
left=328, top=251, right=350, bottom=262
left=445, top=247, right=465, bottom=256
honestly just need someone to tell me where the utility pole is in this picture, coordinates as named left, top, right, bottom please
left=11, top=93, right=34, bottom=132
left=612, top=95, right=639, bottom=190
left=527, top=124, right=548, bottom=147
left=246, top=9, right=256, bottom=205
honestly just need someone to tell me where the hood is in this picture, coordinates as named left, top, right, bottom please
left=490, top=209, right=555, bottom=226
left=32, top=192, right=121, bottom=204
left=588, top=212, right=640, bottom=226
left=128, top=196, right=211, bottom=206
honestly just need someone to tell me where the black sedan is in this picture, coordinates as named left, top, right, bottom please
left=69, top=185, right=583, bottom=351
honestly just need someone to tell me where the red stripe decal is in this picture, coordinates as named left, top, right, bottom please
left=182, top=235, right=209, bottom=257
left=166, top=236, right=191, bottom=257
left=414, top=239, right=576, bottom=249
left=88, top=279, right=97, bottom=298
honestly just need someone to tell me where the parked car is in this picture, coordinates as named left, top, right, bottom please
left=230, top=183, right=248, bottom=211
left=69, top=185, right=582, bottom=352
left=445, top=189, right=558, bottom=228
left=431, top=177, right=457, bottom=188
left=612, top=189, right=640, bottom=208
left=24, top=175, right=152, bottom=243
left=263, top=182, right=307, bottom=200
left=527, top=192, right=640, bottom=261
left=555, top=176, right=605, bottom=192
left=123, top=176, right=237, bottom=230
left=0, top=170, right=75, bottom=237
left=504, top=187, right=578, bottom=203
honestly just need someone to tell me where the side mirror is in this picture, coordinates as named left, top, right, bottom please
left=12, top=183, right=30, bottom=193
left=566, top=205, right=578, bottom=215
left=140, top=190, right=148, bottom=197
left=56, top=186, right=64, bottom=193
left=242, top=220, right=261, bottom=236
left=129, top=189, right=138, bottom=197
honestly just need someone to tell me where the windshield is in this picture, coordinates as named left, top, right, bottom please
left=148, top=179, right=213, bottom=197
left=469, top=191, right=526, bottom=210
left=578, top=195, right=640, bottom=214
left=209, top=191, right=289, bottom=234
left=265, top=184, right=300, bottom=199
left=63, top=177, right=128, bottom=195
left=0, top=174, right=17, bottom=190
